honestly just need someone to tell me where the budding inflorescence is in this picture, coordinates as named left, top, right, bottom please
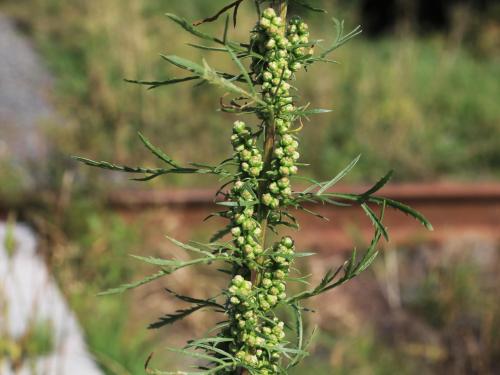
left=250, top=8, right=310, bottom=210
left=229, top=121, right=264, bottom=268
left=77, top=3, right=427, bottom=374
left=223, top=8, right=309, bottom=372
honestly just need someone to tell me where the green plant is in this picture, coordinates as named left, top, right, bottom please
left=75, top=1, right=432, bottom=373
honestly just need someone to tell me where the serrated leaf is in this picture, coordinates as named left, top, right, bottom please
left=98, top=270, right=168, bottom=296
left=362, top=170, right=393, bottom=197
left=361, top=203, right=389, bottom=241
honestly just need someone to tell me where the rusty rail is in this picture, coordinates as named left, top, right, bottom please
left=107, top=183, right=500, bottom=252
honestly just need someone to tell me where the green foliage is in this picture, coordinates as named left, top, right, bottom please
left=71, top=1, right=431, bottom=374
left=3, top=0, right=499, bottom=186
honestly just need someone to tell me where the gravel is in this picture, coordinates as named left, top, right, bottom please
left=0, top=13, right=54, bottom=167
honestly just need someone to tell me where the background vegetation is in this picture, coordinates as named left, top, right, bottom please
left=3, top=0, right=500, bottom=189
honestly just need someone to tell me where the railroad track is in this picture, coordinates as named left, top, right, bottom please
left=107, top=182, right=500, bottom=252
left=2, top=182, right=499, bottom=252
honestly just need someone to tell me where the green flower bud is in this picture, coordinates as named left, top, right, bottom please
left=229, top=285, right=238, bottom=294
left=262, top=8, right=276, bottom=20
left=299, top=22, right=309, bottom=33
left=263, top=71, right=273, bottom=82
left=267, top=294, right=278, bottom=305
left=241, top=190, right=253, bottom=201
left=272, top=16, right=282, bottom=27
left=274, top=148, right=284, bottom=159
left=253, top=227, right=262, bottom=237
left=242, top=219, right=256, bottom=231
left=233, top=275, right=245, bottom=286
left=281, top=134, right=294, bottom=146
left=254, top=245, right=263, bottom=254
left=282, top=236, right=294, bottom=248
left=279, top=166, right=290, bottom=176
left=231, top=227, right=242, bottom=236
left=262, top=278, right=273, bottom=288
left=249, top=167, right=261, bottom=177
left=260, top=17, right=271, bottom=28
left=230, top=296, right=240, bottom=305
left=243, top=244, right=254, bottom=255
left=274, top=270, right=286, bottom=279
left=277, top=177, right=290, bottom=189
left=260, top=300, right=271, bottom=311
left=266, top=38, right=276, bottom=49
left=280, top=157, right=294, bottom=167
left=269, top=182, right=280, bottom=194
left=291, top=62, right=302, bottom=71
left=262, top=193, right=273, bottom=206
left=240, top=149, right=252, bottom=161
left=233, top=121, right=246, bottom=134
left=281, top=187, right=292, bottom=196
left=289, top=165, right=298, bottom=174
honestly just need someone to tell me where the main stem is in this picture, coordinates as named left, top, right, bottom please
left=240, top=3, right=287, bottom=374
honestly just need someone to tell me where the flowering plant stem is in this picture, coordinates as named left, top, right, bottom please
left=75, top=1, right=432, bottom=374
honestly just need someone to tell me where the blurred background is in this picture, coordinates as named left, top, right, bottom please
left=0, top=0, right=499, bottom=374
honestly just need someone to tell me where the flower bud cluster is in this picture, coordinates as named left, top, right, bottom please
left=231, top=121, right=263, bottom=178
left=259, top=236, right=295, bottom=310
left=226, top=276, right=280, bottom=373
left=228, top=121, right=264, bottom=267
left=286, top=16, right=312, bottom=70
left=226, top=237, right=295, bottom=372
left=262, top=133, right=300, bottom=208
left=254, top=8, right=294, bottom=122
left=252, top=9, right=311, bottom=210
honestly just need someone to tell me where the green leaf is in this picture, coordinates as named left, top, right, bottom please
left=166, top=235, right=216, bottom=257
left=361, top=203, right=389, bottom=241
left=362, top=170, right=393, bottom=197
left=317, top=155, right=361, bottom=194
left=149, top=304, right=207, bottom=329
left=124, top=76, right=199, bottom=89
left=225, top=44, right=256, bottom=97
left=98, top=270, right=168, bottom=296
left=162, top=55, right=264, bottom=105
left=166, top=13, right=223, bottom=45
left=372, top=197, right=434, bottom=231
left=138, top=132, right=180, bottom=168
left=320, top=19, right=362, bottom=59
left=290, top=0, right=327, bottom=13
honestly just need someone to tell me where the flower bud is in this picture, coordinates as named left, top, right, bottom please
left=260, top=17, right=271, bottom=28
left=230, top=296, right=240, bottom=305
left=266, top=38, right=276, bottom=49
left=274, top=147, right=284, bottom=158
left=233, top=121, right=246, bottom=134
left=262, top=8, right=276, bottom=20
